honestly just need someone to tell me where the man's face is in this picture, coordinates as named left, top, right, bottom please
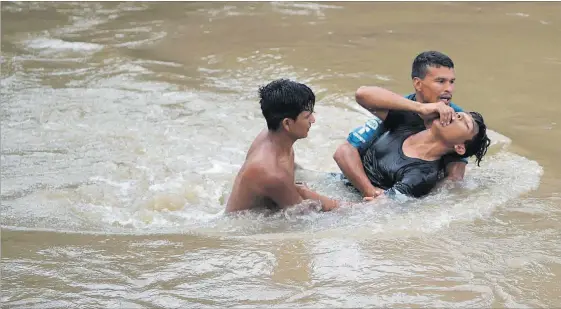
left=287, top=110, right=315, bottom=139
left=414, top=65, right=456, bottom=104
left=433, top=112, right=478, bottom=146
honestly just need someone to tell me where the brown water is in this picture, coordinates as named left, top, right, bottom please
left=1, top=2, right=560, bottom=308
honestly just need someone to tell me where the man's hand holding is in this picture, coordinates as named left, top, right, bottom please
left=418, top=102, right=454, bottom=126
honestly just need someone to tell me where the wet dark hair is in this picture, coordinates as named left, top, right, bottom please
left=259, top=79, right=315, bottom=131
left=458, top=112, right=491, bottom=166
left=412, top=51, right=455, bottom=79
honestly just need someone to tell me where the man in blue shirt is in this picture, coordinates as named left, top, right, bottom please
left=334, top=51, right=470, bottom=198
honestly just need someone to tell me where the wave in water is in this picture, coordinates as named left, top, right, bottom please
left=1, top=143, right=543, bottom=240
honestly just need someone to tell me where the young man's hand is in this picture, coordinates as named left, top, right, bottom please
left=295, top=182, right=310, bottom=195
left=362, top=187, right=384, bottom=202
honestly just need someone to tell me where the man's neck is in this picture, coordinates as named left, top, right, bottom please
left=412, top=92, right=426, bottom=103
left=403, top=130, right=451, bottom=161
left=265, top=130, right=296, bottom=157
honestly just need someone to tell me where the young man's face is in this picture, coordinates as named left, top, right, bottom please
left=288, top=110, right=315, bottom=139
left=414, top=65, right=456, bottom=104
left=433, top=112, right=478, bottom=147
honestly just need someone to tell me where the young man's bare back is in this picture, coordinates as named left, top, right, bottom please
left=225, top=79, right=340, bottom=213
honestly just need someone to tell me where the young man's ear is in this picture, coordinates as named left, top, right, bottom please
left=281, top=118, right=291, bottom=131
left=454, top=144, right=466, bottom=156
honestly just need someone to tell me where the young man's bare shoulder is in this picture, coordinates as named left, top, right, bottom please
left=245, top=144, right=280, bottom=169
left=243, top=161, right=284, bottom=179
left=240, top=161, right=288, bottom=189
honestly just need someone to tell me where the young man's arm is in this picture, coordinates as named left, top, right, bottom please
left=262, top=171, right=340, bottom=212
left=355, top=86, right=455, bottom=125
left=295, top=184, right=340, bottom=211
left=333, top=141, right=383, bottom=198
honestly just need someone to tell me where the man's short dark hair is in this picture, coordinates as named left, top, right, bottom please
left=259, top=79, right=315, bottom=131
left=458, top=111, right=491, bottom=166
left=412, top=51, right=455, bottom=79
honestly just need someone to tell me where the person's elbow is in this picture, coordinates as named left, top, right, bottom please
left=333, top=142, right=355, bottom=166
left=355, top=86, right=370, bottom=107
left=355, top=86, right=380, bottom=107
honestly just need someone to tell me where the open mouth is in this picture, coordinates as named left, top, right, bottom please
left=439, top=94, right=452, bottom=104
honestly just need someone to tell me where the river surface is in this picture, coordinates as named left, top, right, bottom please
left=2, top=2, right=560, bottom=308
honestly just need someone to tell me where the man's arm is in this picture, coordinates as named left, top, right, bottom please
left=440, top=154, right=467, bottom=181
left=445, top=161, right=466, bottom=181
left=355, top=86, right=454, bottom=125
left=333, top=141, right=382, bottom=198
left=355, top=86, right=424, bottom=121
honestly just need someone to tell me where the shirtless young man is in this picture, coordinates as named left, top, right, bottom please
left=225, top=79, right=340, bottom=213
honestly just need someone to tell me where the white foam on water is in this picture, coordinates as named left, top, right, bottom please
left=270, top=2, right=343, bottom=18
left=1, top=137, right=543, bottom=240
left=205, top=149, right=542, bottom=241
left=507, top=12, right=530, bottom=18
left=112, top=31, right=168, bottom=48
left=25, top=38, right=104, bottom=53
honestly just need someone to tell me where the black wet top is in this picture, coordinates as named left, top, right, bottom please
left=360, top=124, right=445, bottom=198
